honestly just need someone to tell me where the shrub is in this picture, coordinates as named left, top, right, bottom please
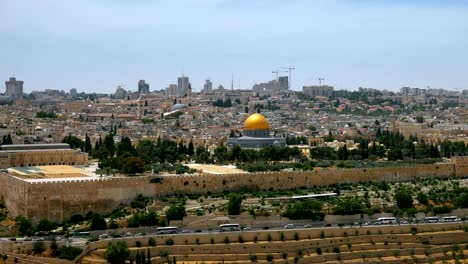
left=297, top=249, right=303, bottom=257
left=210, top=238, right=214, bottom=244
left=282, top=252, right=288, bottom=259
left=267, top=233, right=272, bottom=242
left=316, top=247, right=322, bottom=255
left=280, top=232, right=285, bottom=241
left=320, top=231, right=325, bottom=239
left=165, top=238, right=174, bottom=246
left=238, top=235, right=244, bottom=243
left=395, top=190, right=414, bottom=209
left=224, top=237, right=230, bottom=244
left=196, top=238, right=200, bottom=245
left=105, top=241, right=129, bottom=264
left=266, top=254, right=274, bottom=262
left=33, top=241, right=46, bottom=254
left=294, top=232, right=299, bottom=241
left=411, top=227, right=418, bottom=235
left=249, top=253, right=257, bottom=262
left=333, top=246, right=340, bottom=253
left=148, top=237, right=156, bottom=246
left=253, top=235, right=258, bottom=243
left=58, top=246, right=82, bottom=260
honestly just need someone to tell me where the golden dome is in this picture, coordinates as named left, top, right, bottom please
left=244, top=113, right=269, bottom=130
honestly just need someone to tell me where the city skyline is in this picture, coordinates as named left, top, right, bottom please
left=1, top=0, right=468, bottom=93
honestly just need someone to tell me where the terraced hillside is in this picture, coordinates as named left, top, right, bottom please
left=82, top=223, right=468, bottom=264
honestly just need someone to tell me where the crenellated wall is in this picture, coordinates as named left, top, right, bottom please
left=1, top=157, right=467, bottom=223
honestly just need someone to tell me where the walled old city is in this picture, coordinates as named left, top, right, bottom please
left=0, top=75, right=467, bottom=263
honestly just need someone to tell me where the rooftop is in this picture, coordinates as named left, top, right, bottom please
left=7, top=165, right=96, bottom=180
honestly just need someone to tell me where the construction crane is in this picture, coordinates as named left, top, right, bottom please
left=318, top=78, right=325, bottom=86
left=272, top=70, right=288, bottom=81
left=280, top=66, right=295, bottom=89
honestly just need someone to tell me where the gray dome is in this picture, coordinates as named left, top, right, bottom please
left=171, top=103, right=188, bottom=111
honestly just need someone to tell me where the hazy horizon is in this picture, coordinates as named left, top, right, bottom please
left=1, top=0, right=467, bottom=93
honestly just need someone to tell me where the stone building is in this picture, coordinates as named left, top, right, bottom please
left=0, top=143, right=88, bottom=169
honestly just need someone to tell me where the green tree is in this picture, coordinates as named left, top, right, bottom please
left=16, top=216, right=33, bottom=236
left=103, top=134, right=115, bottom=157
left=37, top=219, right=56, bottom=232
left=395, top=190, right=414, bottom=209
left=122, top=157, right=145, bottom=175
left=333, top=197, right=365, bottom=215
left=283, top=200, right=324, bottom=220
left=62, top=134, right=84, bottom=150
left=33, top=241, right=46, bottom=254
left=387, top=147, right=403, bottom=161
left=166, top=204, right=186, bottom=221
left=116, top=137, right=135, bottom=157
left=187, top=140, right=194, bottom=156
left=90, top=213, right=107, bottom=230
left=105, top=241, right=130, bottom=264
left=456, top=193, right=468, bottom=208
left=227, top=193, right=243, bottom=215
left=417, top=192, right=429, bottom=206
left=84, top=133, right=92, bottom=153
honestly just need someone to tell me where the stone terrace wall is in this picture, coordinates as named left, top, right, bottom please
left=3, top=158, right=467, bottom=223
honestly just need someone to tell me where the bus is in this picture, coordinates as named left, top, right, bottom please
left=156, top=226, right=179, bottom=234
left=219, top=223, right=240, bottom=232
left=72, top=231, right=91, bottom=238
left=425, top=216, right=439, bottom=223
left=377, top=217, right=397, bottom=225
left=441, top=216, right=460, bottom=222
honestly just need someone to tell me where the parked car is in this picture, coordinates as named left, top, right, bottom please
left=284, top=224, right=295, bottom=229
left=304, top=224, right=312, bottom=228
left=243, top=226, right=252, bottom=231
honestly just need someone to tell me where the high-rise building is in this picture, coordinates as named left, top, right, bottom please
left=138, top=80, right=150, bottom=95
left=302, top=85, right=334, bottom=97
left=177, top=76, right=190, bottom=96
left=278, top=76, right=289, bottom=90
left=5, top=77, right=23, bottom=99
left=70, top=88, right=78, bottom=97
left=204, top=79, right=213, bottom=93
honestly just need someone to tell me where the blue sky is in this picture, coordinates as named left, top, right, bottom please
left=1, top=0, right=467, bottom=93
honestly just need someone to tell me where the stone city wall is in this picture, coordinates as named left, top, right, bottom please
left=1, top=157, right=467, bottom=223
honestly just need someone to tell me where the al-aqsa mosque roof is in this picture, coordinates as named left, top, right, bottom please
left=244, top=113, right=269, bottom=131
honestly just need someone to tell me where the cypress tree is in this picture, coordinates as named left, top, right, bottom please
left=85, top=133, right=92, bottom=153
left=6, top=133, right=13, bottom=144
